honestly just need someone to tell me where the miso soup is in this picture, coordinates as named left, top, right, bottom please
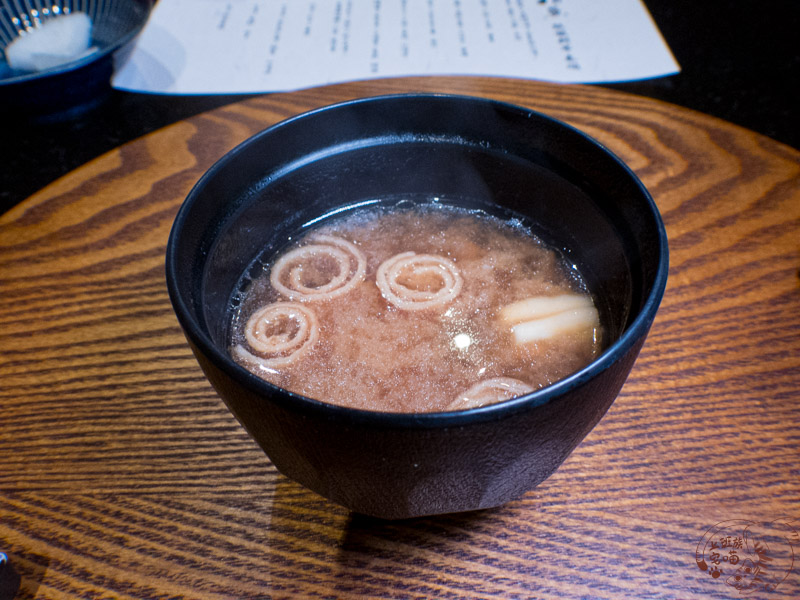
left=229, top=202, right=602, bottom=413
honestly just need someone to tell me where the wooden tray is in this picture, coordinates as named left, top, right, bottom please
left=1, top=77, right=798, bottom=599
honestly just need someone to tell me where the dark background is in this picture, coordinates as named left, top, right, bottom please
left=1, top=0, right=798, bottom=216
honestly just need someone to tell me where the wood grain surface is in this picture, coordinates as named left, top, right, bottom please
left=1, top=77, right=799, bottom=600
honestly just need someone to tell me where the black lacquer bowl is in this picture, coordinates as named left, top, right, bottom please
left=166, top=94, right=669, bottom=519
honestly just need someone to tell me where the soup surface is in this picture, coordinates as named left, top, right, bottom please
left=230, top=202, right=602, bottom=413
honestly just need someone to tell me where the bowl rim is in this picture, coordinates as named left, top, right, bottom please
left=0, top=0, right=153, bottom=87
left=166, top=92, right=669, bottom=428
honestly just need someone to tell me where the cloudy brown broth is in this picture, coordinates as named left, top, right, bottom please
left=229, top=202, right=602, bottom=413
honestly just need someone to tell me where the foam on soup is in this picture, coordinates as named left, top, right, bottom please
left=229, top=202, right=602, bottom=413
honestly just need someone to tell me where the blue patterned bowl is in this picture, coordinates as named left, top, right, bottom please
left=0, top=0, right=152, bottom=113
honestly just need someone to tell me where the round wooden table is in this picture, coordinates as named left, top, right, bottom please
left=1, top=77, right=799, bottom=599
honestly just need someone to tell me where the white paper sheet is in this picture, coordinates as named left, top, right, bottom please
left=113, top=0, right=679, bottom=94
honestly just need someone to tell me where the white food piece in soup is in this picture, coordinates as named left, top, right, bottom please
left=511, top=306, right=600, bottom=344
left=375, top=251, right=463, bottom=311
left=500, top=293, right=594, bottom=325
left=269, top=235, right=367, bottom=302
left=234, top=301, right=320, bottom=369
left=449, top=377, right=535, bottom=410
left=4, top=12, right=94, bottom=73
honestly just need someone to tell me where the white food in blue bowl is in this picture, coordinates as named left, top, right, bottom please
left=0, top=0, right=152, bottom=113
